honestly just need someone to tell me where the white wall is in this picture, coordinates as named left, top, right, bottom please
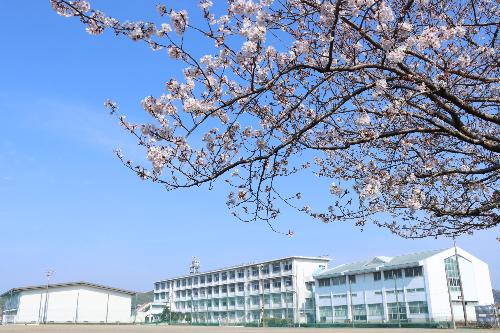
left=314, top=247, right=494, bottom=324
left=10, top=286, right=132, bottom=324
left=421, top=247, right=494, bottom=322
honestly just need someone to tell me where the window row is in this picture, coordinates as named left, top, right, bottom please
left=170, top=278, right=293, bottom=298
left=184, top=309, right=293, bottom=321
left=173, top=293, right=295, bottom=309
left=318, top=301, right=428, bottom=322
left=317, top=266, right=423, bottom=288
left=154, top=262, right=294, bottom=290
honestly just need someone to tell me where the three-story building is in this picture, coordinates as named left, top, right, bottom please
left=313, top=247, right=494, bottom=324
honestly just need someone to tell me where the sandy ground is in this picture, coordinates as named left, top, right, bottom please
left=0, top=325, right=497, bottom=333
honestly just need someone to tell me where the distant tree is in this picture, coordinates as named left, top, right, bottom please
left=159, top=305, right=184, bottom=322
left=51, top=0, right=499, bottom=238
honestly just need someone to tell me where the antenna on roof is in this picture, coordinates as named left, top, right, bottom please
left=190, top=257, right=200, bottom=274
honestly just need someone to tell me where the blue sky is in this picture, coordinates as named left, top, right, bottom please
left=0, top=1, right=497, bottom=293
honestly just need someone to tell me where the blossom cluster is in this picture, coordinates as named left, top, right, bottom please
left=52, top=0, right=499, bottom=238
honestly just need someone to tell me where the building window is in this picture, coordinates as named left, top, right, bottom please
left=406, top=288, right=425, bottom=293
left=319, top=306, right=333, bottom=322
left=229, top=271, right=235, bottom=279
left=284, top=261, right=292, bottom=271
left=272, top=263, right=281, bottom=273
left=251, top=295, right=260, bottom=305
left=237, top=269, right=244, bottom=278
left=252, top=281, right=259, bottom=291
left=182, top=279, right=187, bottom=287
left=333, top=294, right=346, bottom=299
left=384, top=269, right=402, bottom=280
left=284, top=292, right=293, bottom=303
left=200, top=275, right=205, bottom=284
left=222, top=272, right=227, bottom=281
left=214, top=286, right=219, bottom=293
left=306, top=282, right=313, bottom=291
left=374, top=291, right=382, bottom=295
left=176, top=290, right=180, bottom=297
left=252, top=267, right=259, bottom=277
left=444, top=257, right=462, bottom=292
left=229, top=298, right=236, bottom=306
left=334, top=305, right=347, bottom=317
left=176, top=280, right=180, bottom=288
left=261, top=265, right=269, bottom=275
left=408, top=301, right=428, bottom=314
left=332, top=276, right=346, bottom=285
left=214, top=274, right=219, bottom=282
left=318, top=278, right=331, bottom=287
left=221, top=285, right=227, bottom=293
left=237, top=296, right=245, bottom=306
left=368, top=303, right=383, bottom=316
left=264, top=294, right=271, bottom=305
left=348, top=275, right=356, bottom=284
left=404, top=266, right=423, bottom=278
left=193, top=289, right=198, bottom=297
left=263, top=280, right=270, bottom=290
left=213, top=299, right=219, bottom=307
left=238, top=283, right=244, bottom=292
left=284, top=277, right=292, bottom=288
left=155, top=283, right=160, bottom=291
left=188, top=278, right=192, bottom=286
left=187, top=290, right=192, bottom=297
left=155, top=293, right=159, bottom=301
left=200, top=288, right=205, bottom=296
left=353, top=304, right=367, bottom=321
left=373, top=272, right=381, bottom=281
left=207, top=287, right=212, bottom=295
left=193, top=277, right=198, bottom=285
left=207, top=275, right=212, bottom=283
left=386, top=289, right=403, bottom=295
left=273, top=279, right=281, bottom=289
left=272, top=293, right=281, bottom=304
left=160, top=282, right=166, bottom=289
left=230, top=284, right=235, bottom=292
left=387, top=302, right=407, bottom=320
left=181, top=290, right=186, bottom=297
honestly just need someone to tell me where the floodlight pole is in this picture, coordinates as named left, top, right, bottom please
left=454, top=240, right=467, bottom=326
left=394, top=272, right=401, bottom=328
left=445, top=266, right=457, bottom=329
left=43, top=270, right=54, bottom=324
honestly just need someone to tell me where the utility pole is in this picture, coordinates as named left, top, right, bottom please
left=43, top=270, right=54, bottom=324
left=348, top=276, right=354, bottom=328
left=393, top=271, right=401, bottom=328
left=445, top=265, right=457, bottom=329
left=454, top=240, right=467, bottom=326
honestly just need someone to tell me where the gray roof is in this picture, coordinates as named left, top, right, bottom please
left=314, top=248, right=447, bottom=278
left=0, top=281, right=136, bottom=297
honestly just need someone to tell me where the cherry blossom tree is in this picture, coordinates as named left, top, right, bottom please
left=51, top=0, right=499, bottom=238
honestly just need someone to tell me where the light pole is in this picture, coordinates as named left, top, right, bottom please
left=454, top=240, right=467, bottom=326
left=43, top=270, right=54, bottom=324
left=348, top=276, right=354, bottom=328
left=445, top=266, right=457, bottom=329
left=284, top=286, right=297, bottom=327
left=258, top=264, right=266, bottom=328
left=393, top=272, right=401, bottom=328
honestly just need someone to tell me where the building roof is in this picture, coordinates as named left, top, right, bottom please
left=157, top=256, right=330, bottom=282
left=314, top=248, right=447, bottom=278
left=0, top=281, right=136, bottom=297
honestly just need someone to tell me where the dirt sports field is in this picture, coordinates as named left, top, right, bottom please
left=0, top=325, right=498, bottom=333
